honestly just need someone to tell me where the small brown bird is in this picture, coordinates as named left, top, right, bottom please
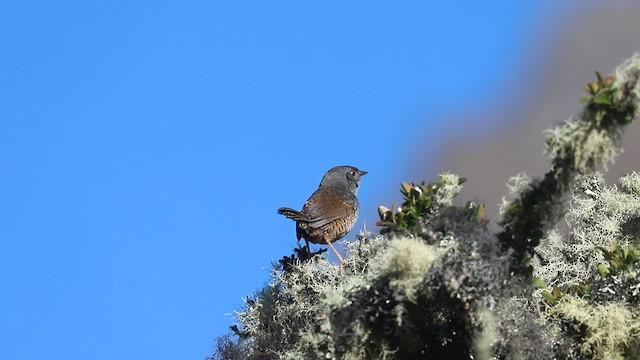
left=278, top=165, right=367, bottom=263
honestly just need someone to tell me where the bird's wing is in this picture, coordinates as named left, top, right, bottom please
left=302, top=188, right=354, bottom=228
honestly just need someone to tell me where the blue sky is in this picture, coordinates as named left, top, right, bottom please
left=1, top=1, right=563, bottom=359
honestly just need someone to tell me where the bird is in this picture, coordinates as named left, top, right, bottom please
left=278, top=165, right=367, bottom=263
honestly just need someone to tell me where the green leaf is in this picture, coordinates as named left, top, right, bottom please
left=542, top=290, right=557, bottom=304
left=401, top=182, right=412, bottom=195
left=597, top=263, right=610, bottom=278
left=532, top=277, right=546, bottom=289
left=592, top=94, right=613, bottom=105
left=611, top=239, right=619, bottom=252
left=377, top=205, right=389, bottom=219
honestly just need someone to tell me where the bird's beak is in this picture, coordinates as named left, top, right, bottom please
left=360, top=170, right=368, bottom=176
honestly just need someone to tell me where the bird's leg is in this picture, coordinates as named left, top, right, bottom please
left=305, top=239, right=312, bottom=258
left=326, top=241, right=345, bottom=276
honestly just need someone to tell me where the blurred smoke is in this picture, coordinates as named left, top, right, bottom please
left=414, top=3, right=640, bottom=221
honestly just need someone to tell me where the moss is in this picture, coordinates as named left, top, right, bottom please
left=433, top=172, right=466, bottom=206
left=298, top=235, right=453, bottom=359
left=377, top=237, right=449, bottom=302
left=549, top=296, right=640, bottom=359
left=544, top=118, right=620, bottom=173
left=613, top=53, right=640, bottom=108
left=534, top=173, right=640, bottom=289
left=473, top=307, right=499, bottom=360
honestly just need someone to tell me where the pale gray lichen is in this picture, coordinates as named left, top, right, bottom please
left=545, top=295, right=640, bottom=360
left=534, top=173, right=640, bottom=288
left=613, top=53, right=640, bottom=108
left=433, top=171, right=465, bottom=206
left=544, top=118, right=621, bottom=172
left=498, top=172, right=534, bottom=217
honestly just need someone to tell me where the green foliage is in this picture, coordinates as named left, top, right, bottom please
left=582, top=71, right=635, bottom=127
left=582, top=71, right=615, bottom=105
left=375, top=173, right=471, bottom=235
left=375, top=181, right=434, bottom=233
left=597, top=240, right=639, bottom=278
left=540, top=282, right=591, bottom=306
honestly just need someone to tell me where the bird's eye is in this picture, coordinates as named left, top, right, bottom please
left=349, top=171, right=356, bottom=176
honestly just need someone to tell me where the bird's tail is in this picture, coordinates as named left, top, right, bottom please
left=277, top=207, right=307, bottom=221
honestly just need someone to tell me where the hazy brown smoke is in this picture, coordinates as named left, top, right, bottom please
left=414, top=3, right=640, bottom=221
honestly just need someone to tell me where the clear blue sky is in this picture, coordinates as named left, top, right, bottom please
left=1, top=1, right=563, bottom=359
